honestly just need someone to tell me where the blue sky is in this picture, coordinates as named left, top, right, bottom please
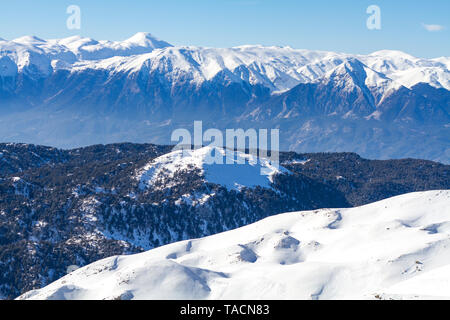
left=0, top=0, right=448, bottom=58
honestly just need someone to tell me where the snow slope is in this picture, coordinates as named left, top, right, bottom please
left=137, top=146, right=287, bottom=191
left=18, top=190, right=450, bottom=300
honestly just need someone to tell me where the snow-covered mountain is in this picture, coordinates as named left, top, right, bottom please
left=18, top=190, right=450, bottom=300
left=0, top=33, right=448, bottom=92
left=0, top=33, right=449, bottom=162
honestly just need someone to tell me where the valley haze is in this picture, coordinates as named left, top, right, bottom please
left=0, top=33, right=449, bottom=163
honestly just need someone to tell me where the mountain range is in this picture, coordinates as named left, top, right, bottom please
left=0, top=33, right=449, bottom=162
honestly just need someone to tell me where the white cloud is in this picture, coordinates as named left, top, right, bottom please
left=422, top=23, right=445, bottom=32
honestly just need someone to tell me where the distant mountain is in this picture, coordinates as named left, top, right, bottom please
left=18, top=190, right=450, bottom=300
left=0, top=34, right=449, bottom=162
left=242, top=63, right=450, bottom=161
left=0, top=142, right=448, bottom=298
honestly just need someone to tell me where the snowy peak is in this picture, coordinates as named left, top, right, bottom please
left=331, top=58, right=367, bottom=74
left=0, top=32, right=173, bottom=65
left=325, top=58, right=390, bottom=86
left=124, top=32, right=172, bottom=48
left=324, top=58, right=370, bottom=88
left=322, top=58, right=401, bottom=101
left=137, top=146, right=287, bottom=191
left=369, top=49, right=418, bottom=61
left=362, top=50, right=450, bottom=91
left=18, top=190, right=450, bottom=300
left=12, top=35, right=46, bottom=44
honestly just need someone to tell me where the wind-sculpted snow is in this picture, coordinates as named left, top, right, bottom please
left=18, top=190, right=450, bottom=300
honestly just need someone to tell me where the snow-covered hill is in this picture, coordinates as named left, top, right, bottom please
left=18, top=190, right=450, bottom=300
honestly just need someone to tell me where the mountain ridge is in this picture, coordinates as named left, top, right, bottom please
left=1, top=33, right=448, bottom=91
